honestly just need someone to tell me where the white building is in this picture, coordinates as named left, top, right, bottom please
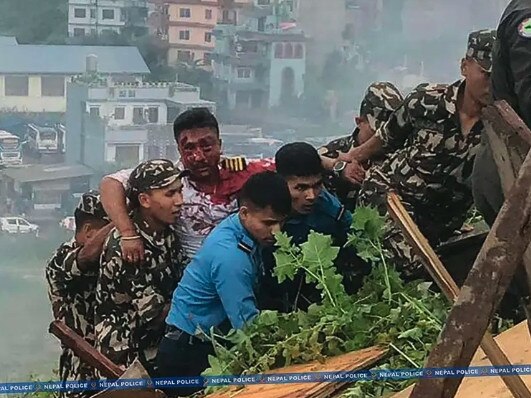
left=66, top=80, right=216, bottom=167
left=68, top=0, right=149, bottom=38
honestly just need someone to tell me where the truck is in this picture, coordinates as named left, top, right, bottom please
left=0, top=130, right=22, bottom=166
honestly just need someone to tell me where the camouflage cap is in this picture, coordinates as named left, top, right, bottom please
left=466, top=29, right=497, bottom=72
left=359, top=82, right=404, bottom=132
left=76, top=190, right=108, bottom=220
left=126, top=159, right=188, bottom=200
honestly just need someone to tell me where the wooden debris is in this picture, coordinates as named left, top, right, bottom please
left=408, top=110, right=531, bottom=397
left=391, top=322, right=531, bottom=398
left=387, top=192, right=531, bottom=398
left=208, top=346, right=388, bottom=398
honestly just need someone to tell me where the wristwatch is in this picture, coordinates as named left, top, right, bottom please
left=332, top=160, right=347, bottom=177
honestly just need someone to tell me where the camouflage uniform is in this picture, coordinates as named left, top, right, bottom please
left=45, top=191, right=108, bottom=398
left=319, top=82, right=404, bottom=209
left=357, top=30, right=496, bottom=279
left=95, top=160, right=188, bottom=376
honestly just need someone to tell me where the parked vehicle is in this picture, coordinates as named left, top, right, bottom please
left=0, top=217, right=39, bottom=236
left=0, top=130, right=22, bottom=166
left=60, top=216, right=75, bottom=232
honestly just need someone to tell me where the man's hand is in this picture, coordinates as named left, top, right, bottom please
left=341, top=160, right=366, bottom=185
left=120, top=236, right=145, bottom=265
left=77, top=223, right=115, bottom=271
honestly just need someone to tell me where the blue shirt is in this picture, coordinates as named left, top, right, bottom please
left=166, top=214, right=260, bottom=336
left=284, top=189, right=352, bottom=246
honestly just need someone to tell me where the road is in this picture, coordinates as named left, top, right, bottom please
left=0, top=229, right=68, bottom=383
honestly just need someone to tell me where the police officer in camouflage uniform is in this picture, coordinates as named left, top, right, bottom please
left=95, top=159, right=188, bottom=376
left=347, top=30, right=496, bottom=279
left=46, top=191, right=111, bottom=398
left=473, top=0, right=531, bottom=226
left=319, top=82, right=404, bottom=210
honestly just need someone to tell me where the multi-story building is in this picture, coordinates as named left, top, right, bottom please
left=212, top=0, right=306, bottom=111
left=158, top=0, right=251, bottom=68
left=0, top=43, right=149, bottom=114
left=66, top=79, right=215, bottom=167
left=68, top=0, right=149, bottom=38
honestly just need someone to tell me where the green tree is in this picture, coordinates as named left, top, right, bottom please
left=0, top=0, right=68, bottom=44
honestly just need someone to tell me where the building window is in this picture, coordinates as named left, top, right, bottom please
left=74, top=8, right=86, bottom=18
left=73, top=28, right=85, bottom=37
left=115, top=145, right=140, bottom=165
left=90, top=8, right=96, bottom=18
left=5, top=76, right=29, bottom=96
left=257, top=0, right=270, bottom=5
left=203, top=52, right=212, bottom=66
left=179, top=30, right=190, bottom=40
left=204, top=32, right=212, bottom=43
left=222, top=10, right=230, bottom=22
left=294, top=43, right=303, bottom=58
left=237, top=68, right=251, bottom=78
left=147, top=107, right=159, bottom=123
left=177, top=50, right=192, bottom=62
left=133, top=107, right=145, bottom=124
left=284, top=43, right=293, bottom=58
left=274, top=43, right=283, bottom=58
left=114, top=107, right=125, bottom=120
left=41, top=76, right=65, bottom=97
left=258, top=17, right=266, bottom=32
left=102, top=9, right=115, bottom=20
left=89, top=107, right=100, bottom=118
left=179, top=8, right=191, bottom=18
left=120, top=8, right=127, bottom=22
left=205, top=9, right=213, bottom=20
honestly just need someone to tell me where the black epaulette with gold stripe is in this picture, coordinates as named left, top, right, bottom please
left=221, top=156, right=247, bottom=172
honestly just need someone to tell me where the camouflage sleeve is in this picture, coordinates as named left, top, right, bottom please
left=318, top=135, right=355, bottom=159
left=375, top=93, right=415, bottom=152
left=45, top=245, right=83, bottom=320
left=95, top=239, right=134, bottom=367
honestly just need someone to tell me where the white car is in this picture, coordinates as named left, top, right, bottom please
left=60, top=216, right=75, bottom=231
left=0, top=217, right=39, bottom=236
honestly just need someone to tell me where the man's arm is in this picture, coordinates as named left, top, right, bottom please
left=100, top=170, right=144, bottom=263
left=211, top=249, right=259, bottom=330
left=45, top=246, right=79, bottom=319
left=349, top=93, right=415, bottom=163
left=94, top=240, right=135, bottom=367
left=76, top=223, right=114, bottom=272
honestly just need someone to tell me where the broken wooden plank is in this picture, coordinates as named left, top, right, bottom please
left=391, top=322, right=531, bottom=398
left=208, top=346, right=388, bottom=398
left=49, top=320, right=123, bottom=379
left=408, top=146, right=531, bottom=398
left=387, top=192, right=531, bottom=398
left=484, top=101, right=531, bottom=332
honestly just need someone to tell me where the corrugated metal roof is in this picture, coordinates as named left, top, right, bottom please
left=0, top=45, right=150, bottom=74
left=3, top=163, right=94, bottom=183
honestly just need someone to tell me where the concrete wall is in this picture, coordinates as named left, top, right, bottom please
left=0, top=75, right=67, bottom=113
left=268, top=55, right=305, bottom=108
left=85, top=100, right=169, bottom=126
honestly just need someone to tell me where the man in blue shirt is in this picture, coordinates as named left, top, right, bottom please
left=260, top=143, right=366, bottom=312
left=156, top=171, right=292, bottom=396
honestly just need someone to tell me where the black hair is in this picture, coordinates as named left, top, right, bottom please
left=275, top=142, right=323, bottom=178
left=173, top=107, right=219, bottom=142
left=239, top=171, right=291, bottom=216
left=74, top=208, right=107, bottom=234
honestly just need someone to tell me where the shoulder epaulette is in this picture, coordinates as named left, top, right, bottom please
left=237, top=241, right=253, bottom=254
left=221, top=157, right=247, bottom=172
left=335, top=205, right=346, bottom=222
